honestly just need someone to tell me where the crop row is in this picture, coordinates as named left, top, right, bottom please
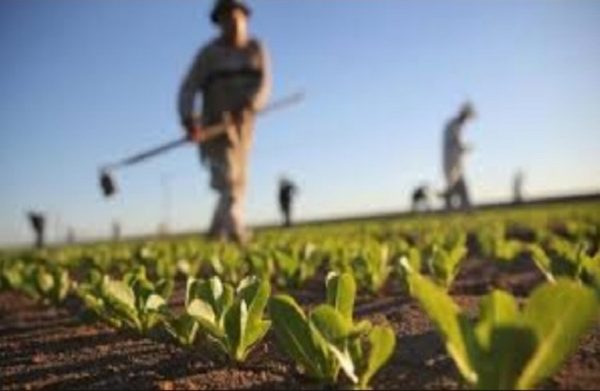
left=0, top=204, right=599, bottom=389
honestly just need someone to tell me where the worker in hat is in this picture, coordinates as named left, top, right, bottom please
left=178, top=0, right=271, bottom=243
left=441, top=102, right=475, bottom=210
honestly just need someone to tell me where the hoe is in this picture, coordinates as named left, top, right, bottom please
left=99, top=92, right=303, bottom=198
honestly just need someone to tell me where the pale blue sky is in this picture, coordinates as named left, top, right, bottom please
left=1, top=0, right=599, bottom=245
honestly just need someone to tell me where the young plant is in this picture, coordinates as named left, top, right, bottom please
left=425, top=232, right=467, bottom=289
left=1, top=260, right=70, bottom=304
left=528, top=238, right=599, bottom=291
left=246, top=249, right=275, bottom=282
left=76, top=266, right=170, bottom=333
left=401, top=259, right=599, bottom=390
left=162, top=278, right=203, bottom=346
left=269, top=272, right=396, bottom=389
left=209, top=245, right=246, bottom=284
left=351, top=241, right=393, bottom=294
left=273, top=242, right=322, bottom=288
left=33, top=263, right=71, bottom=305
left=393, top=241, right=422, bottom=292
left=186, top=275, right=271, bottom=362
left=477, top=223, right=524, bottom=262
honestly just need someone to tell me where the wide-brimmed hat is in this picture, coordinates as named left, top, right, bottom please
left=211, top=0, right=251, bottom=24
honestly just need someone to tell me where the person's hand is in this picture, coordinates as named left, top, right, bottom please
left=235, top=97, right=256, bottom=115
left=183, top=118, right=203, bottom=143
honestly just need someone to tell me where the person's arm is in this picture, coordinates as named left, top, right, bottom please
left=178, top=47, right=208, bottom=140
left=451, top=121, right=472, bottom=154
left=249, top=41, right=271, bottom=112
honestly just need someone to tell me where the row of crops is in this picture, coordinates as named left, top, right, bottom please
left=1, top=202, right=599, bottom=389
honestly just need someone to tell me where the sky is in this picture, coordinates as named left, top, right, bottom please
left=1, top=0, right=599, bottom=246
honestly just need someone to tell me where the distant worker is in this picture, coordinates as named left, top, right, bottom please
left=66, top=227, right=76, bottom=244
left=112, top=220, right=121, bottom=242
left=411, top=184, right=431, bottom=212
left=178, top=0, right=271, bottom=244
left=27, top=211, right=45, bottom=249
left=442, top=102, right=475, bottom=210
left=278, top=177, right=298, bottom=227
left=513, top=170, right=524, bottom=204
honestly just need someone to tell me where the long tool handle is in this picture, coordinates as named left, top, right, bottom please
left=191, top=91, right=305, bottom=143
left=104, top=137, right=187, bottom=170
left=102, top=91, right=304, bottom=171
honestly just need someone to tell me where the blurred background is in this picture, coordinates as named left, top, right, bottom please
left=1, top=0, right=599, bottom=246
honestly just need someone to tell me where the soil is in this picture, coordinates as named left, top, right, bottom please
left=1, top=255, right=599, bottom=390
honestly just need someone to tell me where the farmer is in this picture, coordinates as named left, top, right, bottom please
left=178, top=0, right=271, bottom=243
left=411, top=184, right=431, bottom=212
left=513, top=170, right=524, bottom=204
left=278, top=177, right=298, bottom=227
left=442, top=102, right=475, bottom=210
left=27, top=211, right=45, bottom=249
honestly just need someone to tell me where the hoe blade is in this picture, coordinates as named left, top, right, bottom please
left=100, top=171, right=116, bottom=197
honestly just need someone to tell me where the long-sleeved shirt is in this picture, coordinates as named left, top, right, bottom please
left=178, top=37, right=271, bottom=126
left=443, top=116, right=469, bottom=186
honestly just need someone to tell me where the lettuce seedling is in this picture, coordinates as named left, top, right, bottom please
left=426, top=233, right=467, bottom=289
left=528, top=238, right=599, bottom=292
left=76, top=266, right=170, bottom=333
left=270, top=272, right=395, bottom=389
left=186, top=275, right=271, bottom=362
left=401, top=259, right=599, bottom=390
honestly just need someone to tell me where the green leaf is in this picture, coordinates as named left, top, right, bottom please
left=55, top=268, right=70, bottom=302
left=102, top=276, right=140, bottom=330
left=145, top=293, right=166, bottom=311
left=103, top=277, right=136, bottom=310
left=357, top=325, right=396, bottom=389
left=349, top=319, right=372, bottom=338
left=326, top=272, right=356, bottom=321
left=269, top=295, right=329, bottom=380
left=36, top=268, right=55, bottom=294
left=474, top=291, right=536, bottom=389
left=239, top=278, right=271, bottom=328
left=476, top=326, right=536, bottom=390
left=234, top=278, right=271, bottom=361
left=156, top=278, right=174, bottom=299
left=187, top=298, right=223, bottom=338
left=327, top=343, right=358, bottom=384
left=405, top=271, right=478, bottom=384
left=475, top=290, right=520, bottom=350
left=517, top=279, right=599, bottom=389
left=165, top=313, right=199, bottom=346
left=309, top=304, right=352, bottom=345
left=224, top=298, right=246, bottom=361
left=243, top=319, right=271, bottom=353
left=528, top=244, right=556, bottom=283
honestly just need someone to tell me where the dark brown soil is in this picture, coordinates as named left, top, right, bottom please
left=1, top=256, right=599, bottom=390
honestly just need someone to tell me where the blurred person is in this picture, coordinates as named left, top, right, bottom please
left=178, top=0, right=271, bottom=244
left=27, top=211, right=45, bottom=248
left=411, top=183, right=431, bottom=212
left=112, top=220, right=121, bottom=242
left=442, top=102, right=475, bottom=211
left=278, top=177, right=298, bottom=227
left=513, top=170, right=524, bottom=204
left=66, top=227, right=75, bottom=244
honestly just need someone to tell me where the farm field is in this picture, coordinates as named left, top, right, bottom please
left=1, top=200, right=599, bottom=390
